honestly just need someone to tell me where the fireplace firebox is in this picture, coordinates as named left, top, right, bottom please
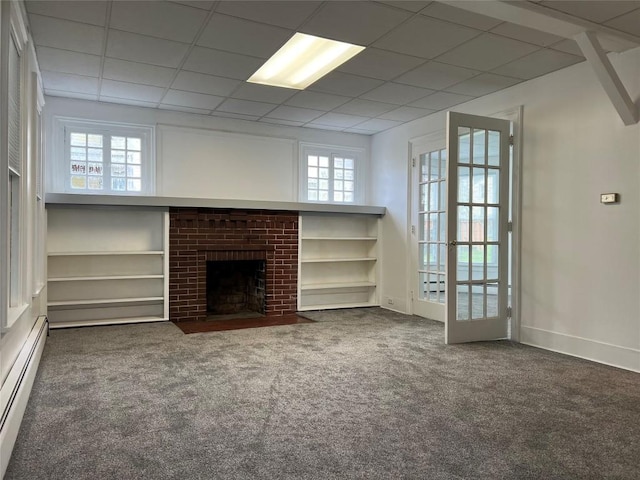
left=206, top=260, right=266, bottom=317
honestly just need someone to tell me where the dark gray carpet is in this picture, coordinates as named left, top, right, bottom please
left=6, top=308, right=640, bottom=479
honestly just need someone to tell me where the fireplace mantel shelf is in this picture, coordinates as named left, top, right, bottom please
left=45, top=193, right=386, bottom=216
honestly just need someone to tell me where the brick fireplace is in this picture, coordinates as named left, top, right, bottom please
left=169, top=208, right=298, bottom=322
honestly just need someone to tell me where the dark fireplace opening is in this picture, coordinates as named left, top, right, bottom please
left=206, top=260, right=266, bottom=319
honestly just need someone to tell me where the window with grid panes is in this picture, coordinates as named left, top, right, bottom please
left=58, top=119, right=154, bottom=195
left=302, top=145, right=362, bottom=204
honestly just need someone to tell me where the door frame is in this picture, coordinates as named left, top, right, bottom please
left=406, top=106, right=523, bottom=341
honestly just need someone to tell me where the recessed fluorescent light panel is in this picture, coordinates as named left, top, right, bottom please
left=248, top=33, right=365, bottom=90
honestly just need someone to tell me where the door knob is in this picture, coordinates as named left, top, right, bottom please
left=448, top=240, right=457, bottom=246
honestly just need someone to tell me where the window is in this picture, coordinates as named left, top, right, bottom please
left=7, top=24, right=23, bottom=313
left=56, top=118, right=154, bottom=195
left=300, top=144, right=364, bottom=204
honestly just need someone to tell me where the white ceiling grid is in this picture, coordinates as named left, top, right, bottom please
left=25, top=0, right=640, bottom=135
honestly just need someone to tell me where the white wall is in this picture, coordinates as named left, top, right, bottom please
left=43, top=97, right=370, bottom=202
left=372, top=47, right=640, bottom=372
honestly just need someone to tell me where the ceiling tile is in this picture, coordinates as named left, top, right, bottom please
left=374, top=15, right=480, bottom=59
left=41, top=71, right=99, bottom=94
left=285, top=91, right=351, bottom=111
left=539, top=1, right=640, bottom=23
left=110, top=1, right=208, bottom=43
left=211, top=112, right=261, bottom=122
left=182, top=47, right=263, bottom=80
left=259, top=118, right=306, bottom=127
left=446, top=73, right=521, bottom=96
left=169, top=1, right=215, bottom=11
left=395, top=61, right=479, bottom=90
left=360, top=82, right=434, bottom=105
left=44, top=89, right=98, bottom=101
left=100, top=79, right=166, bottom=103
left=301, top=1, right=411, bottom=45
left=420, top=2, right=502, bottom=30
left=162, top=89, right=225, bottom=110
left=171, top=71, right=241, bottom=97
left=106, top=30, right=190, bottom=68
left=36, top=46, right=101, bottom=77
left=351, top=118, right=403, bottom=132
left=377, top=106, right=435, bottom=122
left=29, top=14, right=104, bottom=55
left=549, top=39, right=585, bottom=57
left=197, top=14, right=293, bottom=58
left=26, top=1, right=108, bottom=26
left=100, top=97, right=159, bottom=108
left=265, top=106, right=325, bottom=123
left=435, top=33, right=540, bottom=71
left=376, top=1, right=432, bottom=13
left=215, top=99, right=277, bottom=116
left=334, top=99, right=397, bottom=117
left=409, top=91, right=475, bottom=110
left=605, top=8, right=640, bottom=36
left=309, top=112, right=371, bottom=128
left=492, top=49, right=583, bottom=80
left=216, top=1, right=321, bottom=29
left=308, top=72, right=384, bottom=97
left=490, top=22, right=565, bottom=47
left=337, top=48, right=425, bottom=81
left=158, top=104, right=212, bottom=115
left=230, top=83, right=298, bottom=103
left=103, top=58, right=176, bottom=88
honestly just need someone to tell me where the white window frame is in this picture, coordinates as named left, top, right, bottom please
left=299, top=143, right=365, bottom=204
left=3, top=0, right=29, bottom=329
left=53, top=117, right=155, bottom=195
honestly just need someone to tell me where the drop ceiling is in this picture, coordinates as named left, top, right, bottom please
left=25, top=0, right=640, bottom=135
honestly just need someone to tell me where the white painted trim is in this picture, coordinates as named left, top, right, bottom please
left=0, top=316, right=48, bottom=478
left=162, top=211, right=169, bottom=320
left=521, top=326, right=640, bottom=373
left=49, top=316, right=168, bottom=329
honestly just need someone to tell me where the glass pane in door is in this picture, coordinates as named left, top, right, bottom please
left=418, top=148, right=447, bottom=303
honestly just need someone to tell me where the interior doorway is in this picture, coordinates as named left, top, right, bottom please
left=409, top=107, right=522, bottom=342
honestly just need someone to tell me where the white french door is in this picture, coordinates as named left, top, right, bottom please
left=411, top=136, right=446, bottom=322
left=445, top=112, right=511, bottom=344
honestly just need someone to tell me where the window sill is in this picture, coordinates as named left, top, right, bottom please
left=6, top=303, right=29, bottom=330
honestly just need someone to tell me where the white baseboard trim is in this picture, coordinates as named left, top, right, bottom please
left=0, top=316, right=48, bottom=478
left=521, top=325, right=640, bottom=373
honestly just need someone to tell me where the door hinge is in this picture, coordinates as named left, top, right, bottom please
left=507, top=306, right=512, bottom=318
left=412, top=157, right=416, bottom=167
left=507, top=221, right=513, bottom=232
left=411, top=290, right=414, bottom=300
left=411, top=225, right=416, bottom=234
left=509, top=134, right=514, bottom=146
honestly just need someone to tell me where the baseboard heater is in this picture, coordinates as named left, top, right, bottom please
left=0, top=315, right=48, bottom=478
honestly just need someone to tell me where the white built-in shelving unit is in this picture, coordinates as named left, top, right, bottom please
left=298, top=213, right=380, bottom=310
left=46, top=207, right=169, bottom=328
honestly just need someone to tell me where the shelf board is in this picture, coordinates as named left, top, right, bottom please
left=301, top=281, right=375, bottom=290
left=48, top=251, right=164, bottom=256
left=48, top=296, right=164, bottom=308
left=49, top=316, right=168, bottom=329
left=48, top=274, right=164, bottom=282
left=298, top=301, right=378, bottom=311
left=301, top=257, right=377, bottom=263
left=302, top=237, right=377, bottom=241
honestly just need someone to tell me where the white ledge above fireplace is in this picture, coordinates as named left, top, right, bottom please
left=45, top=193, right=386, bottom=216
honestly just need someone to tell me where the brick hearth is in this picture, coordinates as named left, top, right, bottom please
left=169, top=208, right=298, bottom=322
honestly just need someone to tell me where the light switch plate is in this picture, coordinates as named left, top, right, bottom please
left=600, top=193, right=619, bottom=204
